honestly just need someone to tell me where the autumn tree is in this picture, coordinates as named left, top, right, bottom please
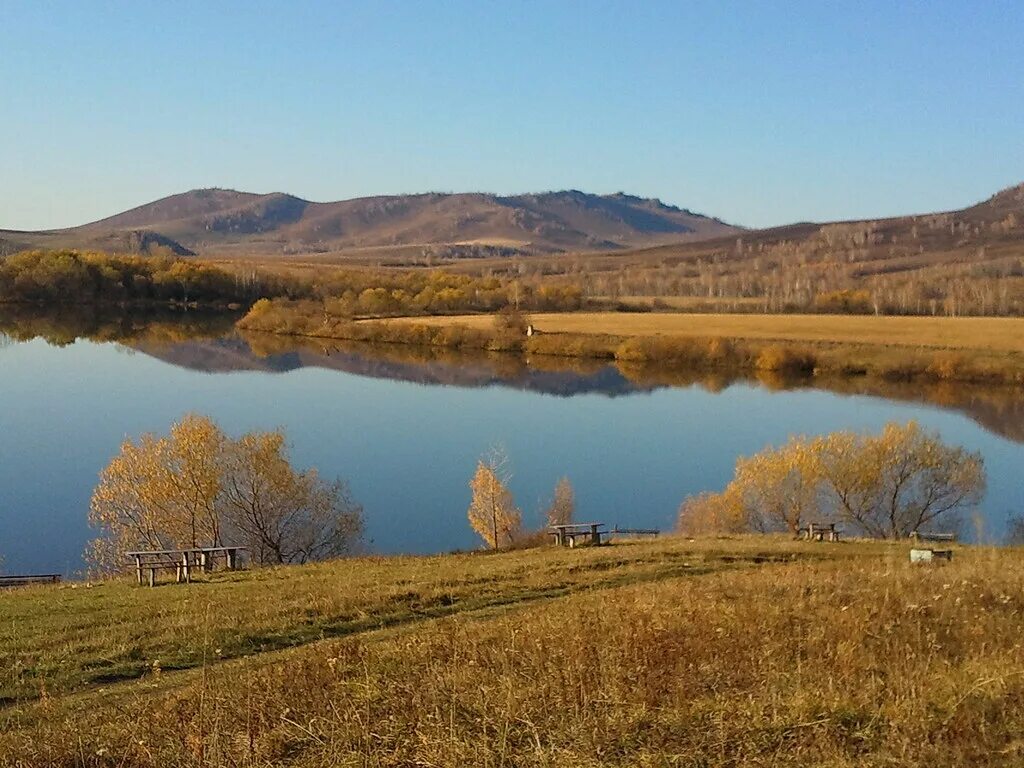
left=87, top=415, right=363, bottom=573
left=491, top=306, right=531, bottom=350
left=677, top=488, right=746, bottom=536
left=467, top=447, right=522, bottom=549
left=220, top=430, right=364, bottom=565
left=730, top=435, right=823, bottom=534
left=88, top=415, right=226, bottom=571
left=677, top=420, right=985, bottom=540
left=544, top=476, right=575, bottom=527
left=812, top=421, right=985, bottom=539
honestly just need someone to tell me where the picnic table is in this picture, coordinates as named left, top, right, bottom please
left=798, top=522, right=841, bottom=542
left=550, top=523, right=609, bottom=548
left=125, top=546, right=246, bottom=587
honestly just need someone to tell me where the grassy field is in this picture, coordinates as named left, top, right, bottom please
left=3, top=536, right=1024, bottom=766
left=395, top=312, right=1024, bottom=354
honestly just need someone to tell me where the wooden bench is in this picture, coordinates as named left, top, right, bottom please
left=611, top=527, right=660, bottom=538
left=125, top=546, right=246, bottom=587
left=798, top=522, right=840, bottom=542
left=0, top=574, right=61, bottom=589
left=550, top=523, right=610, bottom=548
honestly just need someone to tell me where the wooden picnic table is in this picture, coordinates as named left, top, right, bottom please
left=550, top=523, right=609, bottom=548
left=125, top=546, right=246, bottom=587
left=798, top=522, right=841, bottom=542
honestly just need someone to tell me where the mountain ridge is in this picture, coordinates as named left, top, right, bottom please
left=1, top=187, right=739, bottom=258
left=3, top=183, right=1022, bottom=267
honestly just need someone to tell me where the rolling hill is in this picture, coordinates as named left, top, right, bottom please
left=600, top=182, right=1024, bottom=274
left=560, top=181, right=1024, bottom=315
left=0, top=188, right=739, bottom=259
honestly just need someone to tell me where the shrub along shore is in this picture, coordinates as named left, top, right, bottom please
left=237, top=299, right=1024, bottom=386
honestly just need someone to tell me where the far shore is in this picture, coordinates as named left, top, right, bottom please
left=237, top=303, right=1024, bottom=387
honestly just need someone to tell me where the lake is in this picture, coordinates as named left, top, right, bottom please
left=1, top=314, right=1023, bottom=576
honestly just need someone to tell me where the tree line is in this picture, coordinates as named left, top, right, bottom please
left=0, top=250, right=254, bottom=305
left=82, top=416, right=988, bottom=580
left=10, top=244, right=1023, bottom=318
left=0, top=249, right=586, bottom=315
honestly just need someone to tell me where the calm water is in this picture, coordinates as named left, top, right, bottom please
left=1, top=323, right=1023, bottom=576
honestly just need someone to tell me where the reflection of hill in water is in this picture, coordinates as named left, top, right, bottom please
left=133, top=334, right=648, bottom=398
left=3, top=305, right=1023, bottom=444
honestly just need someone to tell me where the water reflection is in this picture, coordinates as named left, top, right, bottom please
left=3, top=306, right=1024, bottom=444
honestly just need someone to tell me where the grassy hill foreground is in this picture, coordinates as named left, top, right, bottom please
left=2, top=536, right=1024, bottom=766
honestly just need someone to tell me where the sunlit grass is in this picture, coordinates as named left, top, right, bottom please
left=3, top=536, right=1022, bottom=766
left=398, top=311, right=1024, bottom=353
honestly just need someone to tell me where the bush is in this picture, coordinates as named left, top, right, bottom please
left=755, top=345, right=817, bottom=375
left=927, top=352, right=967, bottom=381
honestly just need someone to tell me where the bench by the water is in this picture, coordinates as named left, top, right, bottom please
left=798, top=522, right=840, bottom=542
left=0, top=574, right=61, bottom=589
left=611, top=527, right=660, bottom=538
left=125, top=546, right=246, bottom=587
left=550, top=523, right=610, bottom=548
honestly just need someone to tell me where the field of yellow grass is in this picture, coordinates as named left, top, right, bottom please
left=395, top=312, right=1024, bottom=354
left=4, top=536, right=1024, bottom=766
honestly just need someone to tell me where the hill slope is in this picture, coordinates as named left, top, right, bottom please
left=605, top=182, right=1024, bottom=273
left=1, top=188, right=739, bottom=258
left=565, top=182, right=1024, bottom=314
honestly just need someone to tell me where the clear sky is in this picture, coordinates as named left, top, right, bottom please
left=2, top=0, right=1022, bottom=231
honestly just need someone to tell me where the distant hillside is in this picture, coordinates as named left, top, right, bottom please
left=0, top=188, right=739, bottom=258
left=573, top=181, right=1024, bottom=312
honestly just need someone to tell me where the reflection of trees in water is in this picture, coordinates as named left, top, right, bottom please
left=241, top=336, right=1024, bottom=443
left=4, top=307, right=1023, bottom=445
left=616, top=362, right=1024, bottom=443
left=0, top=305, right=237, bottom=347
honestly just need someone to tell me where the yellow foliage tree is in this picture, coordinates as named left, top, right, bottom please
left=220, top=430, right=364, bottom=565
left=467, top=447, right=522, bottom=549
left=88, top=415, right=225, bottom=572
left=544, top=477, right=575, bottom=527
left=677, top=487, right=747, bottom=535
left=677, top=421, right=985, bottom=540
left=731, top=435, right=823, bottom=534
left=812, top=421, right=985, bottom=539
left=87, top=415, right=363, bottom=573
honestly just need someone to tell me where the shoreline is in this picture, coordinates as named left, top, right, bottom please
left=237, top=303, right=1024, bottom=387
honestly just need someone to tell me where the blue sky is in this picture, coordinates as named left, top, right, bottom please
left=2, top=0, right=1022, bottom=230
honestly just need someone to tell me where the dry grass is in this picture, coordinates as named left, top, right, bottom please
left=0, top=538, right=817, bottom=706
left=393, top=312, right=1024, bottom=354
left=240, top=303, right=1024, bottom=384
left=2, top=537, right=1023, bottom=766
